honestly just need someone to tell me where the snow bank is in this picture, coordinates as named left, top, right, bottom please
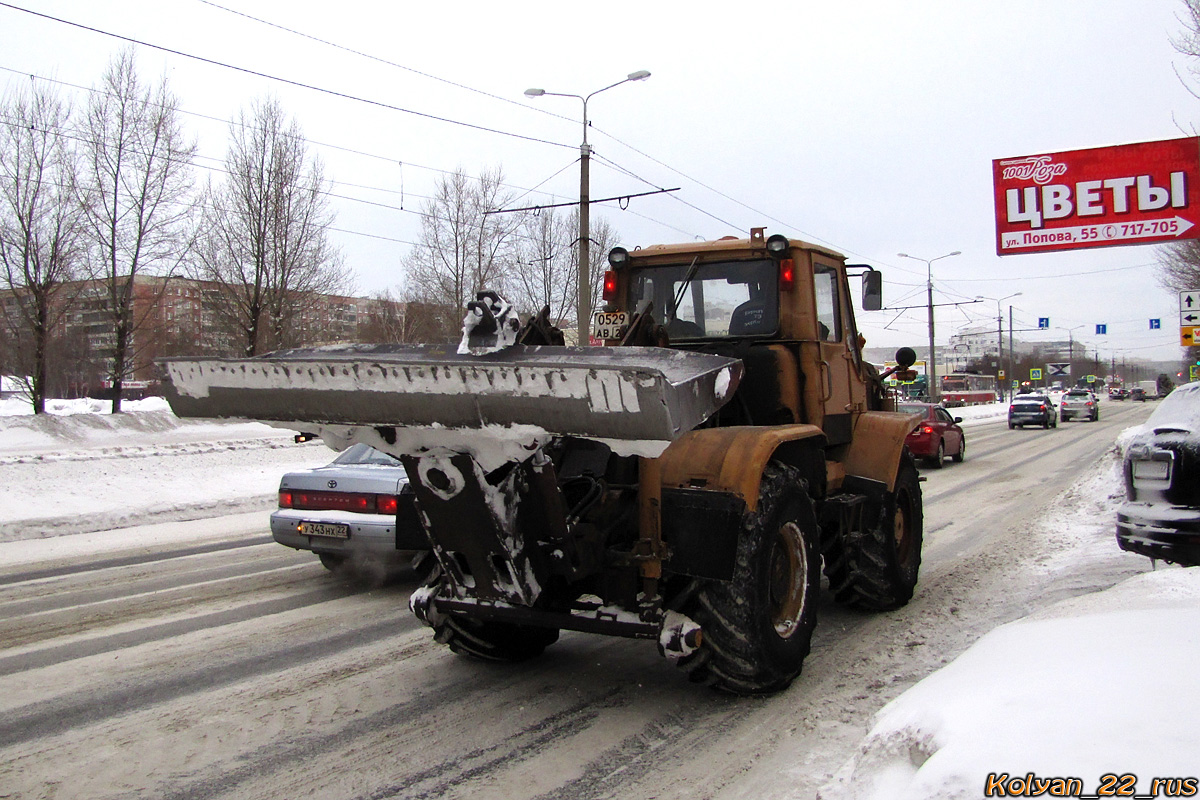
left=825, top=567, right=1200, bottom=799
left=0, top=396, right=326, bottom=541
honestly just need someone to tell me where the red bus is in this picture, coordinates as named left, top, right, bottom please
left=940, top=373, right=997, bottom=407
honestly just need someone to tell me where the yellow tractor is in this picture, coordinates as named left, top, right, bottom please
left=161, top=228, right=922, bottom=694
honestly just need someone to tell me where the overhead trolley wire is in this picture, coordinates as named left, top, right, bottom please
left=193, top=0, right=579, bottom=127
left=0, top=2, right=576, bottom=151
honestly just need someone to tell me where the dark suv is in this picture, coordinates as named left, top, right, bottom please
left=1116, top=382, right=1200, bottom=565
left=1008, top=393, right=1057, bottom=429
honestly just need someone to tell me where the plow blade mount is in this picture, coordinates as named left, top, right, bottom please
left=160, top=344, right=743, bottom=455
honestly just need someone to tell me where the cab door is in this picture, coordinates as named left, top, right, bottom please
left=812, top=261, right=855, bottom=444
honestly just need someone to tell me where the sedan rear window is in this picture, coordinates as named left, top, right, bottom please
left=333, top=442, right=403, bottom=466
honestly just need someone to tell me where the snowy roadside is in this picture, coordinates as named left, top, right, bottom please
left=0, top=397, right=328, bottom=542
left=818, top=427, right=1199, bottom=799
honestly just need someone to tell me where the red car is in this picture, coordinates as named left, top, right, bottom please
left=898, top=402, right=966, bottom=468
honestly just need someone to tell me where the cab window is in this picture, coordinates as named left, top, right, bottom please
left=627, top=259, right=779, bottom=339
left=814, top=266, right=840, bottom=342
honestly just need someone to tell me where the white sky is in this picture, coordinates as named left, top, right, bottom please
left=3, top=0, right=1199, bottom=363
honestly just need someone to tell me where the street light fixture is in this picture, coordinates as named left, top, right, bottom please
left=976, top=292, right=1021, bottom=400
left=524, top=69, right=651, bottom=343
left=897, top=250, right=961, bottom=401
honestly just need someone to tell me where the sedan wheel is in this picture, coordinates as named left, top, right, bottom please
left=928, top=440, right=944, bottom=469
left=951, top=437, right=965, bottom=463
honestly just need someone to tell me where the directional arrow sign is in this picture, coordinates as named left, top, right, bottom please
left=1182, top=311, right=1200, bottom=326
left=1183, top=290, right=1200, bottom=311
left=1183, top=326, right=1199, bottom=347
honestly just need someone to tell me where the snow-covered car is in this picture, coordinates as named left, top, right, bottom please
left=898, top=402, right=965, bottom=468
left=1116, top=381, right=1200, bottom=566
left=1007, top=393, right=1057, bottom=429
left=1059, top=389, right=1099, bottom=422
left=271, top=443, right=426, bottom=571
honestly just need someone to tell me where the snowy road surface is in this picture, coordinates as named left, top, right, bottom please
left=0, top=397, right=1173, bottom=798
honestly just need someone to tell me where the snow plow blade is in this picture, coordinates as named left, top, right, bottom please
left=160, top=343, right=742, bottom=455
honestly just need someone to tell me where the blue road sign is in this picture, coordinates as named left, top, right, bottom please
left=1038, top=318, right=1050, bottom=329
left=1096, top=324, right=1107, bottom=334
left=1150, top=319, right=1161, bottom=329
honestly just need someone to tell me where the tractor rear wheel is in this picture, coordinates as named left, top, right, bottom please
left=679, top=463, right=821, bottom=695
left=822, top=454, right=923, bottom=612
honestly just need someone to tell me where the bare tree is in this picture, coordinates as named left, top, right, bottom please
left=0, top=80, right=88, bottom=413
left=1174, top=0, right=1200, bottom=67
left=402, top=167, right=524, bottom=340
left=194, top=97, right=347, bottom=356
left=510, top=208, right=574, bottom=325
left=508, top=208, right=619, bottom=333
left=1157, top=239, right=1200, bottom=364
left=356, top=289, right=413, bottom=343
left=1161, top=3, right=1200, bottom=366
left=78, top=49, right=197, bottom=412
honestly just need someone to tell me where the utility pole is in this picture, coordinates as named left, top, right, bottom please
left=524, top=70, right=651, bottom=344
left=1008, top=306, right=1015, bottom=400
left=898, top=250, right=961, bottom=402
left=996, top=308, right=1003, bottom=398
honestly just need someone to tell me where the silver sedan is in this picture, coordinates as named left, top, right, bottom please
left=271, top=443, right=426, bottom=573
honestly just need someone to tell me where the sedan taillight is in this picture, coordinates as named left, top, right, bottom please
left=279, top=490, right=399, bottom=514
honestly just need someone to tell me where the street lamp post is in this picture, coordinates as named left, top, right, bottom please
left=525, top=70, right=651, bottom=344
left=977, top=292, right=1021, bottom=401
left=897, top=250, right=961, bottom=401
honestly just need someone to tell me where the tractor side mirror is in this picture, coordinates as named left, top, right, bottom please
left=861, top=269, right=882, bottom=311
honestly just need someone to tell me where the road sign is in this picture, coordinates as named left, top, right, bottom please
left=1047, top=362, right=1070, bottom=376
left=1182, top=290, right=1200, bottom=311
left=998, top=369, right=1006, bottom=379
left=1192, top=365, right=1200, bottom=380
left=1038, top=317, right=1050, bottom=329
left=1184, top=311, right=1200, bottom=326
left=1150, top=318, right=1161, bottom=329
left=1183, top=326, right=1199, bottom=346
left=1030, top=368, right=1043, bottom=380
left=1087, top=374, right=1097, bottom=383
left=1096, top=324, right=1107, bottom=334
left=1012, top=379, right=1019, bottom=389
left=994, top=138, right=1200, bottom=256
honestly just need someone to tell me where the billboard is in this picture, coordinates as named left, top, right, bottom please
left=993, top=137, right=1200, bottom=255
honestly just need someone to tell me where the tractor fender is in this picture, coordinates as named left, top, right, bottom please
left=842, top=410, right=922, bottom=492
left=656, top=425, right=827, bottom=512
